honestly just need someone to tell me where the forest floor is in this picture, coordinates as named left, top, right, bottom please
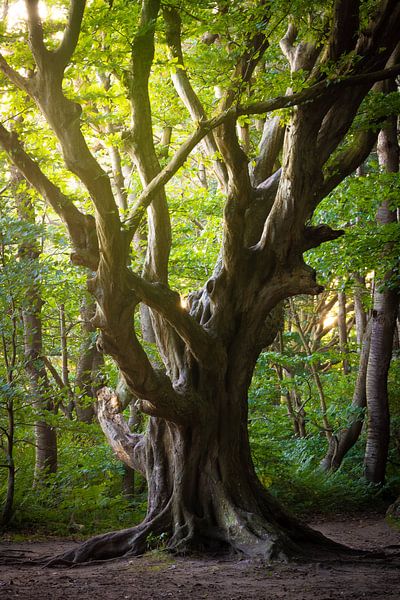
left=0, top=513, right=399, bottom=599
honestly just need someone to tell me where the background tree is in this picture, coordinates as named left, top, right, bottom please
left=365, top=104, right=399, bottom=484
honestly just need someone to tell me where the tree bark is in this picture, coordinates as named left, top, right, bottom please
left=353, top=275, right=368, bottom=350
left=338, top=291, right=350, bottom=374
left=75, top=295, right=103, bottom=423
left=364, top=110, right=399, bottom=484
left=14, top=170, right=57, bottom=481
left=320, top=320, right=372, bottom=472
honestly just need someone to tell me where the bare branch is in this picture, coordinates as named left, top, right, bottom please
left=25, top=0, right=48, bottom=68
left=55, top=0, right=86, bottom=70
left=0, top=54, right=31, bottom=94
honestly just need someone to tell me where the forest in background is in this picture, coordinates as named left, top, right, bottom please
left=0, top=0, right=399, bottom=554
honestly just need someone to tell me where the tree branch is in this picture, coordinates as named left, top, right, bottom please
left=97, top=387, right=146, bottom=475
left=124, top=63, right=400, bottom=238
left=319, top=127, right=379, bottom=200
left=25, top=0, right=48, bottom=68
left=127, top=271, right=225, bottom=368
left=42, top=356, right=70, bottom=393
left=163, top=5, right=228, bottom=189
left=279, top=22, right=298, bottom=68
left=302, top=225, right=345, bottom=251
left=55, top=0, right=86, bottom=70
left=127, top=0, right=170, bottom=284
left=0, top=123, right=99, bottom=270
left=0, top=54, right=31, bottom=94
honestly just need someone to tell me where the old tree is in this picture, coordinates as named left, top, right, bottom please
left=0, top=0, right=399, bottom=561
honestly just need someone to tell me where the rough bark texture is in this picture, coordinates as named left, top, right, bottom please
left=0, top=0, right=399, bottom=563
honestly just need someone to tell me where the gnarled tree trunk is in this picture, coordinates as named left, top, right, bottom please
left=1, top=0, right=399, bottom=564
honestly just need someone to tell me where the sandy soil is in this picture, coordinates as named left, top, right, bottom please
left=0, top=514, right=399, bottom=600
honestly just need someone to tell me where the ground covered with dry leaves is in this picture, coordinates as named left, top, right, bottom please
left=0, top=514, right=399, bottom=599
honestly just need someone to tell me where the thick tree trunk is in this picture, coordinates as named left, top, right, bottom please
left=51, top=382, right=340, bottom=564
left=364, top=115, right=399, bottom=485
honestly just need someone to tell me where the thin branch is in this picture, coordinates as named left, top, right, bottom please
left=0, top=54, right=30, bottom=94
left=25, top=0, right=48, bottom=67
left=42, top=355, right=72, bottom=395
left=55, top=0, right=86, bottom=69
left=124, top=63, right=400, bottom=237
left=0, top=123, right=99, bottom=270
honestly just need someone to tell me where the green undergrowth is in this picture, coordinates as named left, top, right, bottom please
left=248, top=351, right=400, bottom=518
left=2, top=358, right=399, bottom=539
left=249, top=403, right=400, bottom=518
left=1, top=422, right=147, bottom=538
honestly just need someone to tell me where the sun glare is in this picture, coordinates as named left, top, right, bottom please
left=323, top=313, right=336, bottom=330
left=6, top=1, right=66, bottom=30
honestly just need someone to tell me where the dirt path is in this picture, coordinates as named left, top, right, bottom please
left=0, top=514, right=399, bottom=599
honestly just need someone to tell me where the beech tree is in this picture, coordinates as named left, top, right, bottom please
left=365, top=107, right=399, bottom=484
left=0, top=0, right=400, bottom=561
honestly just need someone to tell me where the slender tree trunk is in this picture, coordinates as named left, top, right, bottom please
left=14, top=171, right=57, bottom=480
left=290, top=300, right=331, bottom=441
left=320, top=321, right=372, bottom=471
left=364, top=112, right=399, bottom=484
left=0, top=236, right=17, bottom=527
left=353, top=275, right=367, bottom=351
left=75, top=296, right=103, bottom=423
left=23, top=294, right=58, bottom=480
left=338, top=291, right=350, bottom=374
left=0, top=323, right=17, bottom=527
left=59, top=303, right=74, bottom=418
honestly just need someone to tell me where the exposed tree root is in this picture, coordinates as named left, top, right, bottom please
left=45, top=505, right=172, bottom=566
left=39, top=505, right=362, bottom=567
